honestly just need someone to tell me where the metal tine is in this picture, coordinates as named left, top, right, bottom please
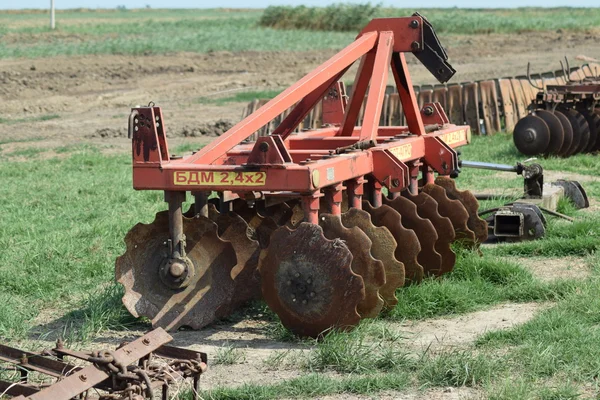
left=527, top=62, right=543, bottom=91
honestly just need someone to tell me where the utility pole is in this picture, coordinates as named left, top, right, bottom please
left=50, top=0, right=55, bottom=30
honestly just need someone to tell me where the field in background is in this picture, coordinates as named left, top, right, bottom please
left=1, top=7, right=600, bottom=58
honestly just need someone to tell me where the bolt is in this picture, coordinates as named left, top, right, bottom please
left=142, top=338, right=151, bottom=346
left=524, top=129, right=536, bottom=143
left=79, top=374, right=87, bottom=382
left=302, top=300, right=307, bottom=304
left=287, top=280, right=292, bottom=286
left=292, top=298, right=297, bottom=302
left=306, top=278, right=312, bottom=284
left=423, top=106, right=434, bottom=116
left=310, top=292, right=316, bottom=298
left=392, top=178, right=400, bottom=187
left=410, top=20, right=419, bottom=29
left=259, top=142, right=270, bottom=153
left=411, top=41, right=421, bottom=51
left=169, top=261, right=186, bottom=278
left=295, top=272, right=300, bottom=278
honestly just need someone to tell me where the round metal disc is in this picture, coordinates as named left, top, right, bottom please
left=207, top=205, right=261, bottom=315
left=382, top=196, right=442, bottom=277
left=553, top=110, right=574, bottom=157
left=340, top=208, right=405, bottom=309
left=116, top=212, right=237, bottom=331
left=535, top=110, right=564, bottom=156
left=434, top=177, right=488, bottom=245
left=233, top=201, right=279, bottom=249
left=258, top=223, right=364, bottom=338
left=320, top=214, right=385, bottom=319
left=363, top=203, right=423, bottom=284
left=421, top=183, right=476, bottom=244
left=579, top=108, right=600, bottom=152
left=558, top=108, right=583, bottom=156
left=570, top=109, right=591, bottom=154
left=513, top=114, right=551, bottom=156
left=401, top=191, right=456, bottom=275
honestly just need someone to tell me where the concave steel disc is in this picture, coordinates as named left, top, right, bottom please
left=569, top=109, right=591, bottom=154
left=258, top=223, right=364, bottom=338
left=340, top=208, right=405, bottom=309
left=579, top=108, right=600, bottom=152
left=558, top=108, right=583, bottom=156
left=320, top=214, right=385, bottom=319
left=381, top=196, right=443, bottom=277
left=116, top=211, right=237, bottom=331
left=434, top=177, right=488, bottom=245
left=535, top=110, right=564, bottom=156
left=363, top=202, right=424, bottom=284
left=421, top=183, right=476, bottom=244
left=553, top=110, right=574, bottom=157
left=233, top=201, right=279, bottom=249
left=513, top=114, right=550, bottom=156
left=207, top=205, right=261, bottom=315
left=400, top=191, right=456, bottom=275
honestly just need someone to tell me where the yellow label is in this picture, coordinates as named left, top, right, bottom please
left=174, top=171, right=266, bottom=186
left=439, top=129, right=467, bottom=146
left=389, top=144, right=412, bottom=160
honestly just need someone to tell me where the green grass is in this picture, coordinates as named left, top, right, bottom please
left=1, top=8, right=599, bottom=58
left=197, top=90, right=282, bottom=106
left=0, top=114, right=60, bottom=124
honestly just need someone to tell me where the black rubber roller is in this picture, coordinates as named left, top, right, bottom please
left=553, top=110, right=573, bottom=157
left=579, top=108, right=600, bottom=152
left=535, top=110, right=564, bottom=156
left=513, top=115, right=550, bottom=156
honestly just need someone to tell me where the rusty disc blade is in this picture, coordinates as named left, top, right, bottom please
left=421, top=183, right=476, bottom=244
left=258, top=202, right=294, bottom=226
left=320, top=214, right=385, bottom=319
left=401, top=191, right=456, bottom=275
left=116, top=211, right=237, bottom=331
left=207, top=204, right=261, bottom=315
left=382, top=196, right=442, bottom=277
left=434, top=177, right=488, bottom=244
left=535, top=110, right=564, bottom=156
left=513, top=114, right=550, bottom=156
left=340, top=208, right=405, bottom=309
left=579, top=108, right=600, bottom=152
left=233, top=201, right=279, bottom=249
left=571, top=109, right=591, bottom=154
left=258, top=223, right=364, bottom=338
left=553, top=110, right=574, bottom=157
left=363, top=202, right=424, bottom=284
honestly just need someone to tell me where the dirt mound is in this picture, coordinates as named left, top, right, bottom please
left=88, top=120, right=233, bottom=139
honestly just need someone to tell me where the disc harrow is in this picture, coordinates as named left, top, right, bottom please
left=513, top=60, right=600, bottom=157
left=118, top=14, right=487, bottom=337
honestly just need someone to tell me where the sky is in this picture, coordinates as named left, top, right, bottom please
left=0, top=0, right=597, bottom=9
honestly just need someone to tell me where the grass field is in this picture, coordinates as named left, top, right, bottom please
left=1, top=7, right=599, bottom=58
left=1, top=133, right=599, bottom=398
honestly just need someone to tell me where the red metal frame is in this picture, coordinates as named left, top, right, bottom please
left=129, top=17, right=471, bottom=220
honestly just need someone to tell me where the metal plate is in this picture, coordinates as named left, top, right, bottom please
left=382, top=196, right=443, bottom=277
left=402, top=191, right=456, bottom=275
left=363, top=202, right=424, bottom=284
left=553, top=109, right=574, bottom=157
left=535, top=110, right=564, bottom=156
left=498, top=79, right=517, bottom=132
left=447, top=84, right=464, bottom=125
left=116, top=212, right=237, bottom=331
left=421, top=183, right=476, bottom=244
left=478, top=80, right=501, bottom=135
left=434, top=177, right=488, bottom=245
left=513, top=114, right=550, bottom=156
left=258, top=223, right=364, bottom=338
left=463, top=82, right=480, bottom=134
left=320, top=214, right=385, bottom=319
left=341, top=208, right=405, bottom=309
left=510, top=78, right=528, bottom=119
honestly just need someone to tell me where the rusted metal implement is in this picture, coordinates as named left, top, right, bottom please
left=513, top=60, right=600, bottom=157
left=117, top=13, right=488, bottom=337
left=0, top=328, right=207, bottom=400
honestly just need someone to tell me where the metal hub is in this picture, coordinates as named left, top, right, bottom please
left=158, top=256, right=195, bottom=289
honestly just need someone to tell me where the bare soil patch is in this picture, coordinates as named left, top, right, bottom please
left=514, top=256, right=592, bottom=282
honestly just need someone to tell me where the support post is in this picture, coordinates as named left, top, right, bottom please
left=50, top=0, right=55, bottom=30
